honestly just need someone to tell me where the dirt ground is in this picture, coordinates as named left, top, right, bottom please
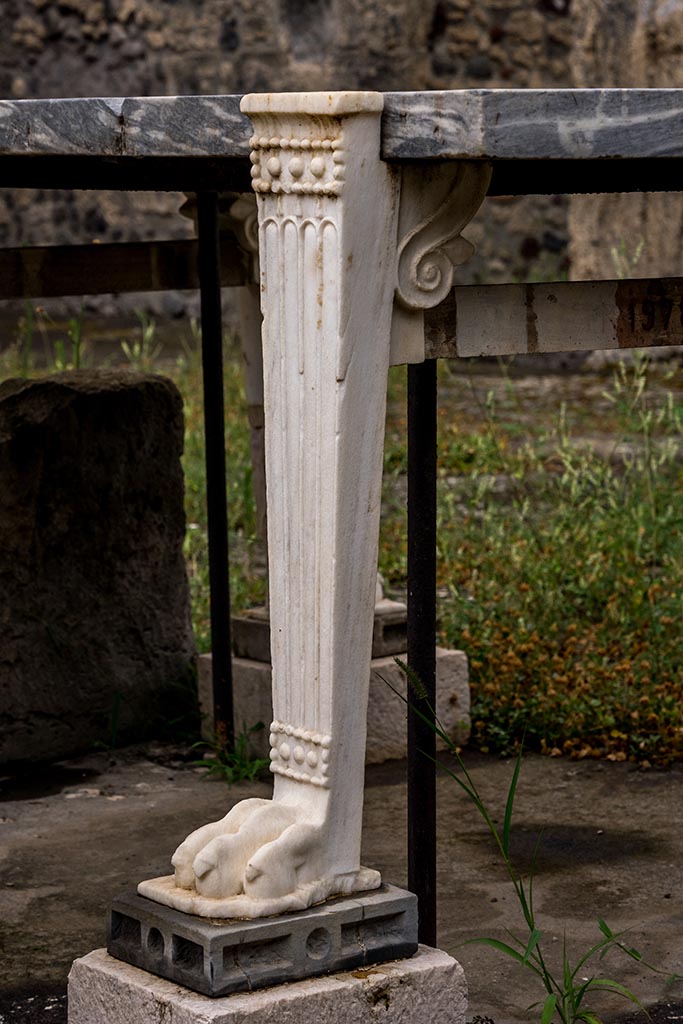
left=2, top=743, right=683, bottom=1024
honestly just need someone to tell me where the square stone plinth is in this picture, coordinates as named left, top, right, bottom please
left=108, top=885, right=417, bottom=996
left=68, top=945, right=467, bottom=1024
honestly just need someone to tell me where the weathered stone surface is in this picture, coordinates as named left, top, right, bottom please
left=198, top=654, right=274, bottom=749
left=569, top=0, right=683, bottom=281
left=231, top=607, right=272, bottom=663
left=107, top=885, right=417, bottom=996
left=0, top=0, right=575, bottom=293
left=9, top=88, right=683, bottom=163
left=0, top=95, right=250, bottom=157
left=231, top=600, right=408, bottom=663
left=68, top=945, right=467, bottom=1024
left=0, top=370, right=196, bottom=763
left=197, top=647, right=470, bottom=760
left=367, top=648, right=470, bottom=760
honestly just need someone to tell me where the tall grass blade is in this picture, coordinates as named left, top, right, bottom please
left=502, top=741, right=523, bottom=856
left=465, top=937, right=544, bottom=980
left=584, top=979, right=649, bottom=1018
left=522, top=928, right=542, bottom=966
left=541, top=993, right=557, bottom=1024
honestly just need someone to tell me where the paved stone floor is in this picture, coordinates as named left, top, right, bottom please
left=2, top=744, right=683, bottom=1023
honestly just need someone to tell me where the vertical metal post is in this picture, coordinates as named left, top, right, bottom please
left=196, top=191, right=234, bottom=750
left=407, top=357, right=438, bottom=946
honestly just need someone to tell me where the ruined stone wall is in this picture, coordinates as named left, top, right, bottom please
left=0, top=0, right=574, bottom=293
left=569, top=0, right=683, bottom=282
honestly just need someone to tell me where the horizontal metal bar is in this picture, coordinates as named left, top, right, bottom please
left=425, top=276, right=683, bottom=359
left=0, top=155, right=252, bottom=192
left=486, top=158, right=683, bottom=197
left=0, top=236, right=246, bottom=299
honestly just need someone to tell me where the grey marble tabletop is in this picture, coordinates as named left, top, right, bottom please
left=1, top=90, right=683, bottom=162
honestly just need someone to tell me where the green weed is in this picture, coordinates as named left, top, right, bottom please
left=611, top=238, right=644, bottom=281
left=120, top=310, right=163, bottom=370
left=192, top=723, right=270, bottom=784
left=377, top=356, right=683, bottom=765
left=53, top=310, right=87, bottom=370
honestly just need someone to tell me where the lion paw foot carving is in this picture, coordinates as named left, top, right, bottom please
left=171, top=798, right=321, bottom=901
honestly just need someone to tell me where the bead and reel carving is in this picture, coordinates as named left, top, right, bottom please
left=249, top=134, right=345, bottom=197
left=269, top=721, right=331, bottom=788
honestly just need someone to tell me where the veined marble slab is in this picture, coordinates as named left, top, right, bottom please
left=0, top=95, right=251, bottom=157
left=2, top=90, right=683, bottom=162
left=382, top=89, right=683, bottom=160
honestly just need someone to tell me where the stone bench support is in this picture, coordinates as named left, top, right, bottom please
left=139, top=91, right=488, bottom=920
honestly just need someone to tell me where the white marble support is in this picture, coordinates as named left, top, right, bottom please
left=139, top=93, right=492, bottom=921
left=140, top=91, right=402, bottom=918
left=139, top=93, right=491, bottom=922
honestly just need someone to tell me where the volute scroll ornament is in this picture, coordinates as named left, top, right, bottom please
left=389, top=161, right=491, bottom=365
left=395, top=161, right=492, bottom=311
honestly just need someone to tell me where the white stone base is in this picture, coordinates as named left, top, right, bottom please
left=198, top=648, right=470, bottom=761
left=137, top=865, right=381, bottom=919
left=68, top=946, right=467, bottom=1024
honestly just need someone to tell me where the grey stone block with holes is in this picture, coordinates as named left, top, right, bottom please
left=107, top=885, right=417, bottom=997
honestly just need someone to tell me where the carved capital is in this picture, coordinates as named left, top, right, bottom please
left=241, top=92, right=399, bottom=384
left=249, top=134, right=346, bottom=198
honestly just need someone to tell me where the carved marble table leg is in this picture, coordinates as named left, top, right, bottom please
left=139, top=92, right=401, bottom=918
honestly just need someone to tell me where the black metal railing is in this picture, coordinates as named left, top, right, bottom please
left=196, top=192, right=235, bottom=751
left=406, top=359, right=438, bottom=946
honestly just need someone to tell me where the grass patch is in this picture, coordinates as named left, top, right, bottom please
left=423, top=357, right=683, bottom=766
left=377, top=355, right=683, bottom=765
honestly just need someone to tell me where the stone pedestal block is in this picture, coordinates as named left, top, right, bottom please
left=198, top=647, right=469, bottom=761
left=0, top=371, right=196, bottom=763
left=68, top=945, right=467, bottom=1024
left=108, top=885, right=417, bottom=995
